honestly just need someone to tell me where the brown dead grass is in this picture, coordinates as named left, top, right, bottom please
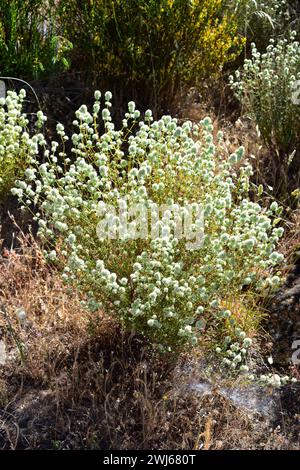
left=0, top=244, right=116, bottom=383
left=0, top=244, right=299, bottom=450
left=277, top=208, right=300, bottom=269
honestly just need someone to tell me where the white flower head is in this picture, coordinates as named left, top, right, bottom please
left=16, top=307, right=27, bottom=323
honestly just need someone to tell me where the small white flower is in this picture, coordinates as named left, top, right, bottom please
left=267, top=355, right=273, bottom=365
left=16, top=307, right=27, bottom=323
left=0, top=340, right=6, bottom=365
left=128, top=101, right=136, bottom=113
left=243, top=338, right=253, bottom=348
left=105, top=91, right=112, bottom=101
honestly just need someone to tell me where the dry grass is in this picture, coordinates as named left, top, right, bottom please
left=277, top=208, right=300, bottom=269
left=0, top=244, right=299, bottom=450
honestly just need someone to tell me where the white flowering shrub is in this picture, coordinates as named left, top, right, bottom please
left=229, top=34, right=300, bottom=199
left=13, top=91, right=284, bottom=352
left=0, top=89, right=46, bottom=198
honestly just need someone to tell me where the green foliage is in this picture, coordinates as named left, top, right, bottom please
left=0, top=0, right=244, bottom=110
left=58, top=0, right=243, bottom=111
left=0, top=0, right=72, bottom=79
left=230, top=0, right=291, bottom=51
left=229, top=34, right=300, bottom=199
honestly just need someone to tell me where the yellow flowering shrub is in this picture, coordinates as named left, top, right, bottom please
left=59, top=0, right=244, bottom=111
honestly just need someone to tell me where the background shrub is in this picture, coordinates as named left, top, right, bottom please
left=229, top=35, right=300, bottom=201
left=232, top=0, right=290, bottom=50
left=58, top=0, right=243, bottom=113
left=0, top=0, right=72, bottom=79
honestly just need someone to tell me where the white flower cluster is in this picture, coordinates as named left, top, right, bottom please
left=0, top=89, right=47, bottom=196
left=216, top=328, right=253, bottom=373
left=217, top=329, right=298, bottom=386
left=229, top=33, right=300, bottom=155
left=13, top=91, right=284, bottom=351
left=257, top=373, right=297, bottom=387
